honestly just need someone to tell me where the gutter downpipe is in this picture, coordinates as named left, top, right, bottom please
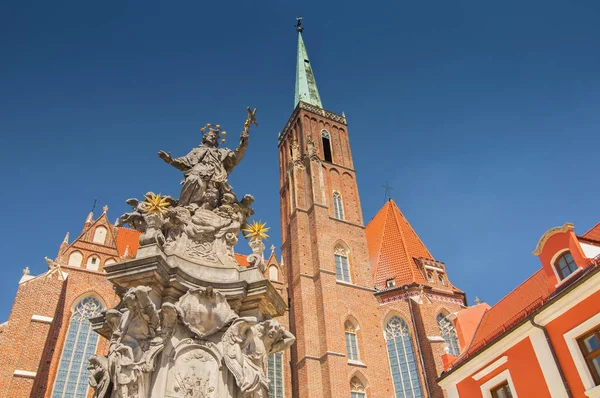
left=407, top=287, right=433, bottom=398
left=530, top=317, right=572, bottom=398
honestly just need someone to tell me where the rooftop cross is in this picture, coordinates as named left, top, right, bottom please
left=296, top=16, right=303, bottom=32
left=382, top=182, right=394, bottom=202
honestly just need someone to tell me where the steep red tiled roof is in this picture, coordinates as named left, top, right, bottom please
left=366, top=200, right=434, bottom=288
left=115, top=227, right=141, bottom=258
left=463, top=269, right=551, bottom=356
left=583, top=222, right=600, bottom=242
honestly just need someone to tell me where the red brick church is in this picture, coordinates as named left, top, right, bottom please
left=1, top=23, right=599, bottom=398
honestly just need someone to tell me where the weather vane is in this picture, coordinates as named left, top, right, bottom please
left=296, top=17, right=303, bottom=32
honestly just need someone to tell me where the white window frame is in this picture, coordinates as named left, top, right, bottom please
left=480, top=369, right=518, bottom=398
left=551, top=249, right=583, bottom=286
left=564, top=312, right=600, bottom=396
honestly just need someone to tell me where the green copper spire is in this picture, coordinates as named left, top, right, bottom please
left=295, top=18, right=323, bottom=108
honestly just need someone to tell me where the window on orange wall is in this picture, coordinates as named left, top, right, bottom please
left=555, top=251, right=578, bottom=280
left=490, top=381, right=513, bottom=398
left=578, top=327, right=600, bottom=385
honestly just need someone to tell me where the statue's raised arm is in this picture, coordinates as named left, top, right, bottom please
left=232, top=107, right=258, bottom=168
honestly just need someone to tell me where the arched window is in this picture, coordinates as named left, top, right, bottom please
left=269, top=265, right=279, bottom=282
left=426, top=271, right=433, bottom=283
left=104, top=258, right=116, bottom=266
left=437, top=313, right=460, bottom=356
left=52, top=296, right=104, bottom=398
left=68, top=251, right=83, bottom=267
left=268, top=352, right=284, bottom=398
left=333, top=191, right=344, bottom=220
left=92, top=226, right=107, bottom=244
left=350, top=376, right=366, bottom=398
left=334, top=245, right=351, bottom=282
left=555, top=251, right=578, bottom=280
left=438, top=274, right=445, bottom=286
left=321, top=130, right=333, bottom=162
left=384, top=316, right=424, bottom=398
left=345, top=320, right=359, bottom=361
left=86, top=256, right=99, bottom=271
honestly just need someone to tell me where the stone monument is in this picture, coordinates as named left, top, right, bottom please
left=90, top=108, right=295, bottom=398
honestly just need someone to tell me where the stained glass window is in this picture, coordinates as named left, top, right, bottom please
left=437, top=313, right=460, bottom=356
left=384, top=316, right=424, bottom=398
left=268, top=352, right=284, bottom=398
left=333, top=191, right=344, bottom=220
left=52, top=296, right=103, bottom=398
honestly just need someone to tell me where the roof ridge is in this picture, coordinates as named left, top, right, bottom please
left=390, top=200, right=434, bottom=259
left=390, top=200, right=417, bottom=283
left=367, top=201, right=392, bottom=279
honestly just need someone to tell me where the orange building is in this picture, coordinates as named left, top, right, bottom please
left=438, top=222, right=600, bottom=398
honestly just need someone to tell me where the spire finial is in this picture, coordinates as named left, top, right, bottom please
left=63, top=232, right=69, bottom=244
left=23, top=267, right=30, bottom=276
left=383, top=181, right=394, bottom=202
left=294, top=18, right=323, bottom=109
left=474, top=296, right=482, bottom=305
left=102, top=205, right=108, bottom=214
left=296, top=16, right=303, bottom=32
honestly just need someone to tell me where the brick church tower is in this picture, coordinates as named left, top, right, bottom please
left=278, top=21, right=467, bottom=398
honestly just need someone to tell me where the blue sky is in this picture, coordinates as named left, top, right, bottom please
left=1, top=1, right=599, bottom=320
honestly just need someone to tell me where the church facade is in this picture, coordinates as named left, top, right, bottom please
left=4, top=23, right=598, bottom=398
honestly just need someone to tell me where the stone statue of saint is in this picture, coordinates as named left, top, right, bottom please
left=158, top=127, right=249, bottom=206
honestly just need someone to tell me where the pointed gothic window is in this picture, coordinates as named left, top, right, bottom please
left=334, top=245, right=351, bottom=282
left=437, top=313, right=460, bottom=356
left=384, top=316, right=424, bottom=398
left=345, top=321, right=359, bottom=361
left=438, top=274, right=446, bottom=286
left=555, top=251, right=578, bottom=280
left=52, top=296, right=104, bottom=398
left=321, top=130, right=333, bottom=162
left=268, top=352, right=284, bottom=398
left=269, top=265, right=279, bottom=282
left=333, top=191, right=344, bottom=220
left=92, top=226, right=107, bottom=244
left=350, top=376, right=366, bottom=398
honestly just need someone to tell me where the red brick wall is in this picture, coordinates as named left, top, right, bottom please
left=278, top=106, right=467, bottom=398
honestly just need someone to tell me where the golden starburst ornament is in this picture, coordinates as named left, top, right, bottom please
left=243, top=220, right=270, bottom=241
left=141, top=192, right=172, bottom=215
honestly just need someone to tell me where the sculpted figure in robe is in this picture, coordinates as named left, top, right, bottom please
left=158, top=127, right=249, bottom=206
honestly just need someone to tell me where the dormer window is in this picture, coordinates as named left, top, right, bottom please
left=427, top=271, right=434, bottom=283
left=555, top=251, right=578, bottom=281
left=386, top=278, right=396, bottom=288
